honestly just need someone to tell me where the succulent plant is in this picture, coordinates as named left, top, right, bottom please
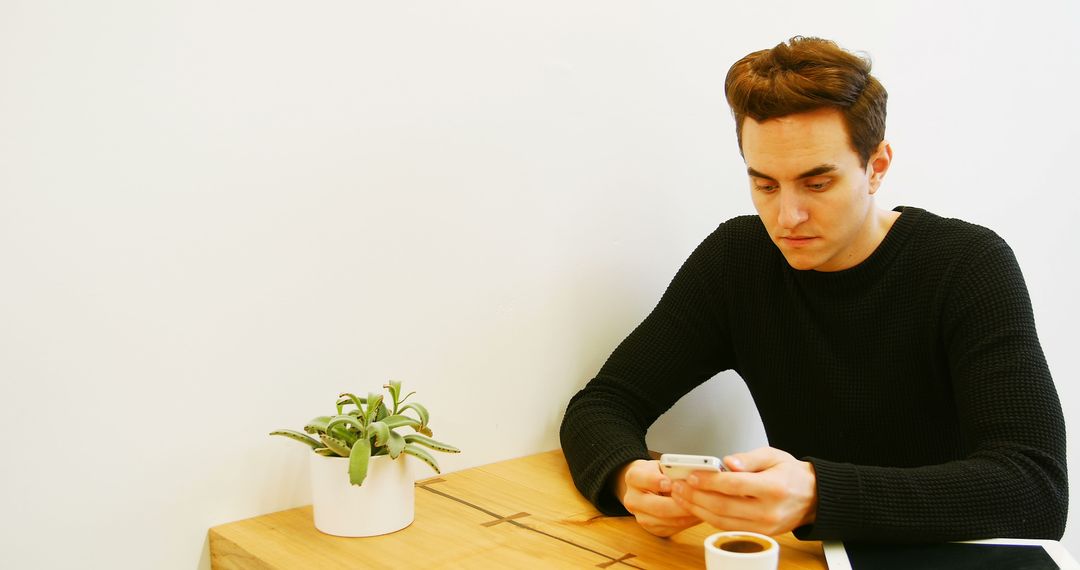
left=270, top=380, right=460, bottom=486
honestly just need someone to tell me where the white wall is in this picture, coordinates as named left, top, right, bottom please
left=1, top=1, right=1076, bottom=568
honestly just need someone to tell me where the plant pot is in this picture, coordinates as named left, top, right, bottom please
left=309, top=453, right=416, bottom=537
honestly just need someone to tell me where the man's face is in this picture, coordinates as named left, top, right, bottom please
left=741, top=108, right=889, bottom=272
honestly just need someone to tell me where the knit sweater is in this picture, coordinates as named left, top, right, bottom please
left=559, top=206, right=1067, bottom=542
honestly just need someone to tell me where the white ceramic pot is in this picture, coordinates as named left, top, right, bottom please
left=309, top=452, right=416, bottom=537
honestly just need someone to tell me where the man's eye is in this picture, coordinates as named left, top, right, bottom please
left=805, top=179, right=831, bottom=191
left=754, top=182, right=779, bottom=193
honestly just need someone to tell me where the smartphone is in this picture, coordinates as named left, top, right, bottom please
left=659, top=453, right=725, bottom=480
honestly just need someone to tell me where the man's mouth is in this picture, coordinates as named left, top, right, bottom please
left=779, top=236, right=817, bottom=247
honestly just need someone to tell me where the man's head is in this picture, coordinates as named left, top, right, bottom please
left=725, top=36, right=887, bottom=167
left=726, top=37, right=895, bottom=272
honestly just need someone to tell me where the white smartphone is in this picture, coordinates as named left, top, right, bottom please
left=659, top=453, right=725, bottom=480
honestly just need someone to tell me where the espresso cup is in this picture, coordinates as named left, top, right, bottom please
left=704, top=531, right=779, bottom=570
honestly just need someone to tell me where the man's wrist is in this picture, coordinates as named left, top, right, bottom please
left=608, top=461, right=635, bottom=506
left=799, top=460, right=819, bottom=527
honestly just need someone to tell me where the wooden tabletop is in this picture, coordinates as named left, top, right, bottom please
left=209, top=450, right=827, bottom=569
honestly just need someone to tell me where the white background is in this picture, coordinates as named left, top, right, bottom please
left=1, top=1, right=1077, bottom=568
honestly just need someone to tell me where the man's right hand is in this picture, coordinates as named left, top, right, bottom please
left=614, top=459, right=702, bottom=537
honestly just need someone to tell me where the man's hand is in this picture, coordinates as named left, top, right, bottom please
left=669, top=447, right=817, bottom=536
left=614, top=459, right=702, bottom=537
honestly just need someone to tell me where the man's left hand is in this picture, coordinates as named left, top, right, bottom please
left=669, top=446, right=817, bottom=536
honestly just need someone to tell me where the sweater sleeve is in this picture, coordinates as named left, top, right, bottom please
left=797, top=238, right=1068, bottom=542
left=559, top=235, right=733, bottom=515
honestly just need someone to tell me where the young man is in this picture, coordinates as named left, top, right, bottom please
left=559, top=37, right=1067, bottom=542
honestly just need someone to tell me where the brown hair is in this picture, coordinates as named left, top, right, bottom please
left=725, top=36, right=887, bottom=166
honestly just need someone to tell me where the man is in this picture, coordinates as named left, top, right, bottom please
left=559, top=36, right=1067, bottom=542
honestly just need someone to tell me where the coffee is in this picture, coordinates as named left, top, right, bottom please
left=715, top=535, right=773, bottom=553
left=704, top=531, right=779, bottom=570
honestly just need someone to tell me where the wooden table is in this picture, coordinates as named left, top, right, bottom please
left=209, top=450, right=826, bottom=569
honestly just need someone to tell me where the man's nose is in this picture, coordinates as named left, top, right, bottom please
left=778, top=190, right=809, bottom=229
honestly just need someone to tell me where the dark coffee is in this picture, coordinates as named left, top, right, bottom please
left=715, top=536, right=772, bottom=553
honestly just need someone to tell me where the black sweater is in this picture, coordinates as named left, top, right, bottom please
left=559, top=206, right=1067, bottom=542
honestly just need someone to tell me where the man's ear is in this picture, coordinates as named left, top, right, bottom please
left=867, top=140, right=893, bottom=194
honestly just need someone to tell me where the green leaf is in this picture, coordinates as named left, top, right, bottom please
left=349, top=438, right=372, bottom=486
left=384, top=380, right=402, bottom=410
left=338, top=392, right=366, bottom=414
left=381, top=414, right=422, bottom=431
left=313, top=447, right=337, bottom=457
left=418, top=426, right=433, bottom=437
left=304, top=416, right=331, bottom=435
left=403, top=443, right=441, bottom=474
left=367, top=421, right=390, bottom=447
left=327, top=414, right=366, bottom=434
left=320, top=434, right=351, bottom=457
left=329, top=425, right=357, bottom=446
left=386, top=430, right=406, bottom=459
left=269, top=429, right=322, bottom=449
left=326, top=415, right=364, bottom=447
left=403, top=433, right=460, bottom=454
left=400, top=402, right=429, bottom=429
left=364, top=392, right=384, bottom=425
left=375, top=402, right=388, bottom=421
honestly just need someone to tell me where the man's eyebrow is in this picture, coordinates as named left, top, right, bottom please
left=746, top=166, right=775, bottom=180
left=796, top=164, right=838, bottom=179
left=746, top=164, right=838, bottom=180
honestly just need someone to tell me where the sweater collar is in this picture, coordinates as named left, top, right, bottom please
left=786, top=206, right=924, bottom=291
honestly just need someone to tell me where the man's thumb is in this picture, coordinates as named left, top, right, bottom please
left=724, top=446, right=782, bottom=472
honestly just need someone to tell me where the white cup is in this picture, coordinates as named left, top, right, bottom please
left=704, top=531, right=779, bottom=570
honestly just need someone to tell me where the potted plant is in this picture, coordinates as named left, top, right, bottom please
left=271, top=380, right=460, bottom=537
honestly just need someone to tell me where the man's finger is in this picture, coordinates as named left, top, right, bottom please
left=637, top=512, right=702, bottom=530
left=633, top=491, right=698, bottom=519
left=688, top=470, right=769, bottom=497
left=724, top=446, right=787, bottom=472
left=637, top=515, right=701, bottom=537
left=672, top=480, right=762, bottom=520
left=670, top=491, right=775, bottom=534
left=624, top=460, right=667, bottom=493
